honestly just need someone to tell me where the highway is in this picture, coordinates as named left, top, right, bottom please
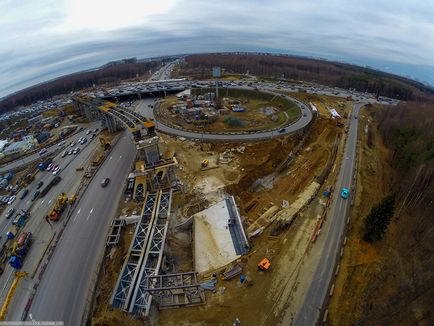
left=293, top=103, right=363, bottom=326
left=0, top=127, right=98, bottom=250
left=26, top=131, right=136, bottom=325
left=0, top=126, right=100, bottom=316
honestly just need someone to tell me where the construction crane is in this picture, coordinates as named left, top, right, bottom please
left=0, top=271, right=27, bottom=320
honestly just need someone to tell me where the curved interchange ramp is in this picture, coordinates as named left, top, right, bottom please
left=73, top=96, right=156, bottom=141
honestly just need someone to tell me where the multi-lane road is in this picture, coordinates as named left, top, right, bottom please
left=26, top=131, right=136, bottom=324
left=294, top=103, right=363, bottom=325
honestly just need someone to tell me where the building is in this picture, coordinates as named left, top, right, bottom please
left=2, top=135, right=36, bottom=156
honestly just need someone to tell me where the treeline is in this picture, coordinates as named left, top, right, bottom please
left=184, top=53, right=434, bottom=101
left=0, top=60, right=161, bottom=113
left=375, top=101, right=434, bottom=215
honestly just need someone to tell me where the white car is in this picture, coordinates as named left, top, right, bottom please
left=86, top=130, right=91, bottom=135
left=39, top=148, right=47, bottom=155
left=52, top=166, right=61, bottom=175
left=7, top=195, right=16, bottom=205
left=46, top=163, right=54, bottom=171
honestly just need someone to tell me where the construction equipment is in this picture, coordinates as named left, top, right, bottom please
left=201, top=159, right=209, bottom=168
left=69, top=194, right=77, bottom=204
left=47, top=193, right=68, bottom=221
left=258, top=258, right=271, bottom=271
left=9, top=232, right=33, bottom=269
left=0, top=271, right=27, bottom=320
left=99, top=136, right=111, bottom=150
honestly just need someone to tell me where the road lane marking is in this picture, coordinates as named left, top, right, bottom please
left=86, top=208, right=94, bottom=221
left=48, top=199, right=52, bottom=204
left=119, top=155, right=122, bottom=159
left=76, top=209, right=81, bottom=215
left=41, top=199, right=45, bottom=204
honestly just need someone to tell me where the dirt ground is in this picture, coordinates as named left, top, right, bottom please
left=157, top=90, right=299, bottom=133
left=90, top=94, right=352, bottom=325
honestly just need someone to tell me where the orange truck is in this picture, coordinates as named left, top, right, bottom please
left=47, top=193, right=68, bottom=221
left=258, top=258, right=271, bottom=271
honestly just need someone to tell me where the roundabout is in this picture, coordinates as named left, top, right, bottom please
left=152, top=83, right=314, bottom=141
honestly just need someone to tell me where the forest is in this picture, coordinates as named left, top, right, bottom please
left=0, top=60, right=161, bottom=113
left=183, top=53, right=434, bottom=102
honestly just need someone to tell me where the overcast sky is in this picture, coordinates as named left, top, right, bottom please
left=1, top=0, right=434, bottom=98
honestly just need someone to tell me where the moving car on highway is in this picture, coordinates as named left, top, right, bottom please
left=341, top=187, right=349, bottom=199
left=19, top=189, right=29, bottom=200
left=52, top=166, right=61, bottom=175
left=47, top=163, right=54, bottom=171
left=32, top=191, right=41, bottom=201
left=5, top=208, right=15, bottom=219
left=7, top=195, right=16, bottom=205
left=101, top=178, right=110, bottom=187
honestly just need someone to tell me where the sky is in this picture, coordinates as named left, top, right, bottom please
left=1, top=0, right=434, bottom=98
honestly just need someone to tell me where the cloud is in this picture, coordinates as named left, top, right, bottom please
left=1, top=0, right=434, bottom=97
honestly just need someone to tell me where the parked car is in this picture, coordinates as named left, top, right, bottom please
left=86, top=130, right=91, bottom=135
left=39, top=148, right=47, bottom=155
left=73, top=147, right=80, bottom=155
left=19, top=189, right=29, bottom=200
left=46, top=163, right=54, bottom=171
left=100, top=178, right=110, bottom=187
left=31, top=191, right=41, bottom=201
left=36, top=181, right=44, bottom=189
left=5, top=208, right=15, bottom=219
left=7, top=195, right=16, bottom=205
left=90, top=134, right=96, bottom=139
left=70, top=142, right=75, bottom=147
left=52, top=166, right=61, bottom=175
left=61, top=151, right=68, bottom=158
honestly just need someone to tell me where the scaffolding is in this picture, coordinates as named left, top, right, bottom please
left=111, top=192, right=158, bottom=309
left=142, top=272, right=205, bottom=309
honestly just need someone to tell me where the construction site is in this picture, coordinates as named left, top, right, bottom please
left=86, top=86, right=354, bottom=325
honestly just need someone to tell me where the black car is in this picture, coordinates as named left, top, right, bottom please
left=101, top=178, right=110, bottom=187
left=5, top=208, right=15, bottom=219
left=36, top=181, right=44, bottom=189
left=32, top=191, right=41, bottom=201
left=20, top=189, right=29, bottom=200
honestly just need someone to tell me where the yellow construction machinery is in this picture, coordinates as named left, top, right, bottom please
left=201, top=159, right=209, bottom=168
left=99, top=136, right=111, bottom=150
left=47, top=193, right=68, bottom=221
left=0, top=271, right=27, bottom=320
left=69, top=194, right=77, bottom=204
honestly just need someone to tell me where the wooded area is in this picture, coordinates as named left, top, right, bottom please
left=0, top=60, right=161, bottom=113
left=184, top=53, right=434, bottom=102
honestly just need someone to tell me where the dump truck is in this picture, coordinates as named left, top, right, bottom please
left=47, top=193, right=68, bottom=221
left=9, top=232, right=32, bottom=269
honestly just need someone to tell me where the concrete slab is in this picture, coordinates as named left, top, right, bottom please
left=193, top=199, right=240, bottom=274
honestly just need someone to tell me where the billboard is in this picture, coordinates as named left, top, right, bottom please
left=212, top=67, right=221, bottom=77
